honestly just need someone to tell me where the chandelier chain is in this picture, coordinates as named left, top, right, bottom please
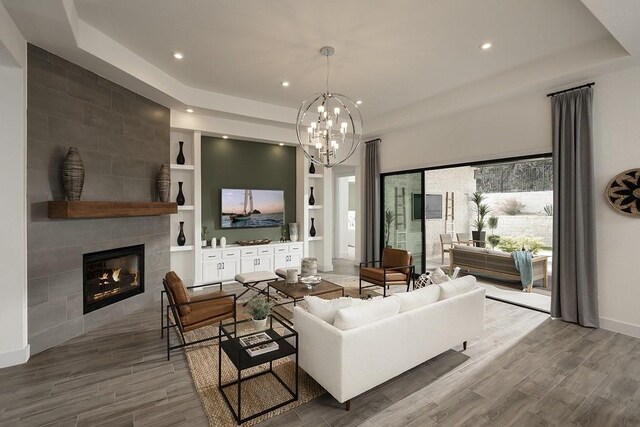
left=326, top=55, right=330, bottom=94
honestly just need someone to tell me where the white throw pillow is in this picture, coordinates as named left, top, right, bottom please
left=304, top=296, right=361, bottom=323
left=396, top=285, right=441, bottom=313
left=430, top=267, right=451, bottom=284
left=438, top=275, right=476, bottom=300
left=334, top=296, right=401, bottom=330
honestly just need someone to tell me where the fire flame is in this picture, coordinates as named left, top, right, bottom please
left=112, top=268, right=122, bottom=282
left=99, top=272, right=109, bottom=281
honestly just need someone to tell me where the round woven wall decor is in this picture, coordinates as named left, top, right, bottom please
left=605, top=168, right=640, bottom=217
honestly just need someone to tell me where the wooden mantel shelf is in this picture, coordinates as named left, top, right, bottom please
left=48, top=201, right=178, bottom=219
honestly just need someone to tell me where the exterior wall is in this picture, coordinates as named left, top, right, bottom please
left=489, top=216, right=553, bottom=247
left=383, top=173, right=423, bottom=267
left=484, top=191, right=553, bottom=215
left=26, top=45, right=170, bottom=354
left=424, top=167, right=476, bottom=260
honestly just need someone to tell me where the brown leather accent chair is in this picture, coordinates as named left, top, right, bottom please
left=161, top=271, right=236, bottom=360
left=359, top=248, right=415, bottom=297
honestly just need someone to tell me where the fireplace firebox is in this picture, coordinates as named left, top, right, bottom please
left=83, top=244, right=145, bottom=314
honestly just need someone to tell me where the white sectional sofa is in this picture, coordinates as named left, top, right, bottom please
left=292, top=276, right=485, bottom=408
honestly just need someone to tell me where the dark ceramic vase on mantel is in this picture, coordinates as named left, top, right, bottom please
left=176, top=182, right=186, bottom=206
left=62, top=147, right=85, bottom=201
left=157, top=164, right=170, bottom=202
left=176, top=141, right=185, bottom=165
left=177, top=221, right=186, bottom=246
left=309, top=187, right=315, bottom=206
left=309, top=218, right=316, bottom=237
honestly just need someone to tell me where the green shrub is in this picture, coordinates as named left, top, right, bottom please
left=500, top=198, right=525, bottom=215
left=487, top=235, right=501, bottom=249
left=543, top=204, right=553, bottom=216
left=497, top=236, right=544, bottom=254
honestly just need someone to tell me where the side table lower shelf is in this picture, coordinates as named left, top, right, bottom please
left=218, top=314, right=299, bottom=424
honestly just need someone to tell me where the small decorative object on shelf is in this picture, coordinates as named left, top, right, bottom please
left=309, top=218, right=316, bottom=237
left=176, top=141, right=185, bottom=165
left=246, top=295, right=274, bottom=331
left=177, top=221, right=186, bottom=246
left=289, top=223, right=299, bottom=242
left=309, top=187, right=315, bottom=205
left=201, top=226, right=208, bottom=247
left=211, top=237, right=217, bottom=249
left=220, top=236, right=227, bottom=248
left=62, top=147, right=85, bottom=201
left=236, top=239, right=271, bottom=246
left=176, top=182, right=186, bottom=206
left=309, top=158, right=316, bottom=174
left=280, top=225, right=287, bottom=242
left=157, top=164, right=170, bottom=202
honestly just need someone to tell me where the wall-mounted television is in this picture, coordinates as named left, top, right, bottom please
left=221, top=189, right=285, bottom=229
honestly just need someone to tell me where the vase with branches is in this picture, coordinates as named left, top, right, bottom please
left=471, top=192, right=490, bottom=247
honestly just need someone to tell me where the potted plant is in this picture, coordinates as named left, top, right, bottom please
left=384, top=208, right=395, bottom=248
left=471, top=192, right=490, bottom=247
left=201, top=226, right=208, bottom=247
left=246, top=295, right=274, bottom=331
left=487, top=215, right=500, bottom=249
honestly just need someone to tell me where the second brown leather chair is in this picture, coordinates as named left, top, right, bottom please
left=359, top=248, right=414, bottom=297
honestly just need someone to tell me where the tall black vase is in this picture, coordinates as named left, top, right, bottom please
left=176, top=141, right=185, bottom=165
left=309, top=218, right=316, bottom=237
left=309, top=157, right=316, bottom=174
left=177, top=221, right=186, bottom=246
left=176, top=181, right=186, bottom=206
left=308, top=187, right=315, bottom=205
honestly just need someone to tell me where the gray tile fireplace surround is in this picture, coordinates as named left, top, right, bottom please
left=26, top=44, right=171, bottom=354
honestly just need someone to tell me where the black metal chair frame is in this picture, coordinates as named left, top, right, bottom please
left=161, top=280, right=236, bottom=360
left=160, top=280, right=222, bottom=337
left=359, top=261, right=415, bottom=297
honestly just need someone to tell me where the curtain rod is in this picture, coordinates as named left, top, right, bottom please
left=547, top=82, right=594, bottom=97
left=364, top=138, right=381, bottom=144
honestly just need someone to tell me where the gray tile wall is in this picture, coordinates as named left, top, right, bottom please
left=26, top=44, right=171, bottom=354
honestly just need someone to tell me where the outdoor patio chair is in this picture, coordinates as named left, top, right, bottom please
left=440, top=234, right=454, bottom=264
left=456, top=233, right=472, bottom=245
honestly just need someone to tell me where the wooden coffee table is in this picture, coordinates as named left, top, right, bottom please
left=267, top=279, right=345, bottom=307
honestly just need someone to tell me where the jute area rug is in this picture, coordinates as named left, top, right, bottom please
left=183, top=276, right=379, bottom=426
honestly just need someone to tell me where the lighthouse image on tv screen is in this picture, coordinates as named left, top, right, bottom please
left=221, top=189, right=285, bottom=229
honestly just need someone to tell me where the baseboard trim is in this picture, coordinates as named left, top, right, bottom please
left=599, top=317, right=640, bottom=338
left=0, top=345, right=30, bottom=368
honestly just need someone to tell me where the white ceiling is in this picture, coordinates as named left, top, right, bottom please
left=73, top=0, right=615, bottom=121
left=2, top=0, right=637, bottom=137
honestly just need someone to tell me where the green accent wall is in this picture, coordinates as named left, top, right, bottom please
left=201, top=137, right=297, bottom=242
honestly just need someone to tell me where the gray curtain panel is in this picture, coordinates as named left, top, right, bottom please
left=364, top=139, right=381, bottom=263
left=551, top=87, right=599, bottom=327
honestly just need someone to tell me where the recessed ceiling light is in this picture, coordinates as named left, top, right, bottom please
left=222, top=135, right=228, bottom=139
left=279, top=143, right=284, bottom=146
left=281, top=81, right=290, bottom=87
left=173, top=51, right=184, bottom=60
left=186, top=108, right=194, bottom=113
left=356, top=100, right=363, bottom=105
left=480, top=42, right=492, bottom=50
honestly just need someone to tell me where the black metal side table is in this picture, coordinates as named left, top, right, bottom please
left=218, top=313, right=298, bottom=424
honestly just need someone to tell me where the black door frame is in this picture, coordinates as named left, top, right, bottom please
left=380, top=152, right=553, bottom=276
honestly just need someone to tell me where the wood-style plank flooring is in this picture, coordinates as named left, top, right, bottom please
left=1, top=260, right=639, bottom=426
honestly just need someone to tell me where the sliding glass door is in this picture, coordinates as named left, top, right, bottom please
left=381, top=172, right=424, bottom=275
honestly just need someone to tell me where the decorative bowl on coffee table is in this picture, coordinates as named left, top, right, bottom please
left=299, top=275, right=321, bottom=289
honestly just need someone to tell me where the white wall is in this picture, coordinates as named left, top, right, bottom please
left=378, top=92, right=551, bottom=173
left=0, top=3, right=28, bottom=367
left=592, top=65, right=640, bottom=337
left=378, top=67, right=640, bottom=338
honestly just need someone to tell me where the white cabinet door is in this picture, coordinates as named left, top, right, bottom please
left=219, top=260, right=238, bottom=281
left=202, top=261, right=221, bottom=283
left=288, top=253, right=301, bottom=268
left=273, top=254, right=288, bottom=270
left=241, top=257, right=257, bottom=273
left=257, top=255, right=272, bottom=271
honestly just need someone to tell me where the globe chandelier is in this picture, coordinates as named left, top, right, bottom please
left=296, top=46, right=363, bottom=168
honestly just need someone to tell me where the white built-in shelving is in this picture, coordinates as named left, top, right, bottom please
left=170, top=245, right=195, bottom=252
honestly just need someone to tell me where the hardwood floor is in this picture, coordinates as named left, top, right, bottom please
left=1, top=262, right=639, bottom=426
